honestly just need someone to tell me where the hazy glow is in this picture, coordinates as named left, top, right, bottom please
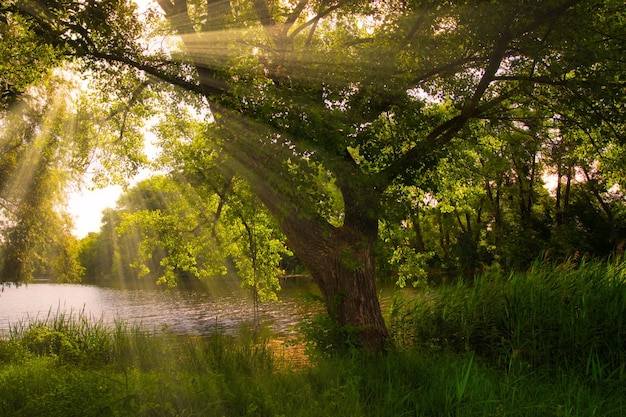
left=68, top=185, right=123, bottom=238
left=68, top=161, right=161, bottom=239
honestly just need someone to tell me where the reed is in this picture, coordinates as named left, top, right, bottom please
left=395, top=255, right=626, bottom=379
left=5, top=307, right=113, bottom=366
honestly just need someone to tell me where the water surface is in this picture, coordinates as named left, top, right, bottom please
left=0, top=279, right=322, bottom=336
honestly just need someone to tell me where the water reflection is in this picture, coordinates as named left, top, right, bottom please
left=0, top=279, right=323, bottom=336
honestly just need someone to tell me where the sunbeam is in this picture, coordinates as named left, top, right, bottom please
left=2, top=0, right=623, bottom=362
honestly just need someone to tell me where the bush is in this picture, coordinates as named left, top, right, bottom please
left=298, top=311, right=363, bottom=358
left=9, top=310, right=113, bottom=366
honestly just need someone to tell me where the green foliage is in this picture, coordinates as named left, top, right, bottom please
left=0, top=65, right=150, bottom=283
left=0, top=311, right=624, bottom=417
left=50, top=232, right=85, bottom=283
left=0, top=11, right=61, bottom=110
left=221, top=181, right=292, bottom=301
left=394, top=256, right=626, bottom=379
left=297, top=309, right=363, bottom=358
left=9, top=310, right=113, bottom=366
left=388, top=244, right=434, bottom=288
left=79, top=171, right=293, bottom=299
left=0, top=88, right=77, bottom=281
left=380, top=107, right=626, bottom=277
left=113, top=176, right=226, bottom=286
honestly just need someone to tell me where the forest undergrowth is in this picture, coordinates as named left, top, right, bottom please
left=1, top=256, right=625, bottom=416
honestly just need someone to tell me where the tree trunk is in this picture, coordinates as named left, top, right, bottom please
left=564, top=166, right=572, bottom=221
left=262, top=210, right=389, bottom=352
left=307, top=225, right=388, bottom=352
left=411, top=211, right=427, bottom=253
left=485, top=178, right=503, bottom=262
left=276, top=199, right=389, bottom=352
left=555, top=168, right=562, bottom=226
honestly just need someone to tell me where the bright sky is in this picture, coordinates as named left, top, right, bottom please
left=68, top=185, right=123, bottom=238
left=68, top=163, right=160, bottom=238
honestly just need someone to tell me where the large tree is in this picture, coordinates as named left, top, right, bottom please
left=6, top=0, right=625, bottom=351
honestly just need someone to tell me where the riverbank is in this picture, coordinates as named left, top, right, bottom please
left=0, top=320, right=623, bottom=416
left=2, top=257, right=625, bottom=416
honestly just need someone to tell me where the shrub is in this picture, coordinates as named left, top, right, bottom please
left=298, top=311, right=363, bottom=358
left=9, top=309, right=113, bottom=365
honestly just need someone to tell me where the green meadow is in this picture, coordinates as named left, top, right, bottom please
left=1, top=257, right=625, bottom=416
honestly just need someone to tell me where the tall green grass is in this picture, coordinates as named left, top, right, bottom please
left=1, top=260, right=625, bottom=416
left=3, top=309, right=114, bottom=366
left=392, top=255, right=626, bottom=380
left=2, top=327, right=623, bottom=416
left=0, top=311, right=278, bottom=416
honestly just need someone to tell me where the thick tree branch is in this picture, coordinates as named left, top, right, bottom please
left=107, top=80, right=151, bottom=143
left=87, top=50, right=208, bottom=95
left=155, top=0, right=195, bottom=34
left=283, top=0, right=308, bottom=34
left=411, top=56, right=482, bottom=84
left=461, top=33, right=511, bottom=118
left=153, top=0, right=232, bottom=96
left=221, top=133, right=337, bottom=255
left=380, top=32, right=513, bottom=185
left=404, top=11, right=426, bottom=45
left=382, top=92, right=512, bottom=185
left=204, top=0, right=231, bottom=31
left=493, top=75, right=568, bottom=86
left=211, top=107, right=335, bottom=240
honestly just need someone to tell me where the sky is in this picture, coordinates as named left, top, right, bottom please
left=67, top=152, right=162, bottom=238
left=68, top=185, right=123, bottom=238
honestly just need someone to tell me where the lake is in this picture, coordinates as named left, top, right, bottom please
left=0, top=278, right=325, bottom=337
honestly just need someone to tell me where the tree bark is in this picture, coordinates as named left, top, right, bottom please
left=297, top=223, right=389, bottom=352
left=273, top=173, right=389, bottom=352
left=326, top=234, right=387, bottom=350
left=411, top=211, right=427, bottom=253
left=564, top=166, right=572, bottom=222
left=555, top=167, right=562, bottom=226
